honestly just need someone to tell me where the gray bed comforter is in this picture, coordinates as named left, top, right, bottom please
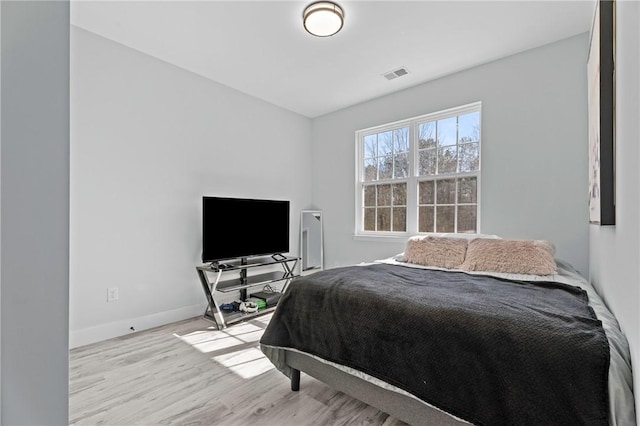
left=260, top=263, right=610, bottom=426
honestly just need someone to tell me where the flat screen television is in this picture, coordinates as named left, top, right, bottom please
left=202, top=196, right=290, bottom=263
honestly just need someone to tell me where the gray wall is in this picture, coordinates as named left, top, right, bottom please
left=1, top=1, right=70, bottom=424
left=70, top=27, right=312, bottom=346
left=311, top=34, right=589, bottom=276
left=589, top=1, right=640, bottom=420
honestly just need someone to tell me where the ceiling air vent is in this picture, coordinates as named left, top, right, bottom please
left=383, top=67, right=409, bottom=81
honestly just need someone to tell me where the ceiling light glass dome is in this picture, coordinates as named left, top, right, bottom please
left=303, top=2, right=344, bottom=37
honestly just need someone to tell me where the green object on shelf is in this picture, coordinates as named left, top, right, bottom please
left=246, top=297, right=267, bottom=310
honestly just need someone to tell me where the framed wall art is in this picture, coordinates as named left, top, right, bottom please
left=587, top=0, right=615, bottom=225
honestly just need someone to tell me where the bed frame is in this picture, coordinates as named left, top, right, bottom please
left=285, top=350, right=467, bottom=425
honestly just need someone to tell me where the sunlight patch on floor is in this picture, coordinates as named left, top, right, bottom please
left=173, top=317, right=274, bottom=379
left=174, top=321, right=265, bottom=353
left=212, top=346, right=275, bottom=379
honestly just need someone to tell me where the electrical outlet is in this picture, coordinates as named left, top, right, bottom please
left=107, top=287, right=119, bottom=302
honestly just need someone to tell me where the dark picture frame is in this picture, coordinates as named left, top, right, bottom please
left=588, top=0, right=615, bottom=225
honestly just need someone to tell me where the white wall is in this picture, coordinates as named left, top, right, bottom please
left=589, top=0, right=640, bottom=421
left=1, top=2, right=69, bottom=424
left=70, top=27, right=312, bottom=347
left=311, top=34, right=590, bottom=276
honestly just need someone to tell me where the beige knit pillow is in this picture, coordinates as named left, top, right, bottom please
left=404, top=236, right=468, bottom=269
left=460, top=238, right=557, bottom=276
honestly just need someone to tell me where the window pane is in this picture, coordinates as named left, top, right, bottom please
left=393, top=207, right=406, bottom=232
left=459, top=142, right=479, bottom=172
left=419, top=180, right=434, bottom=204
left=436, top=179, right=456, bottom=204
left=458, top=205, right=477, bottom=233
left=418, top=122, right=436, bottom=149
left=377, top=184, right=391, bottom=206
left=437, top=117, right=457, bottom=147
left=436, top=206, right=455, bottom=232
left=378, top=155, right=393, bottom=180
left=377, top=208, right=391, bottom=231
left=364, top=134, right=377, bottom=158
left=364, top=185, right=376, bottom=206
left=392, top=183, right=407, bottom=205
left=458, top=177, right=477, bottom=204
left=364, top=208, right=376, bottom=231
left=418, top=149, right=437, bottom=175
left=393, top=153, right=409, bottom=178
left=378, top=131, right=393, bottom=156
left=364, top=158, right=377, bottom=181
left=458, top=111, right=480, bottom=143
left=393, top=128, right=409, bottom=153
left=438, top=145, right=458, bottom=174
left=419, top=206, right=434, bottom=232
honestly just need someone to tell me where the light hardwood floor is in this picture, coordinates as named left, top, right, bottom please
left=69, top=314, right=407, bottom=425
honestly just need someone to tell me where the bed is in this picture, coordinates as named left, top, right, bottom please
left=260, top=236, right=636, bottom=426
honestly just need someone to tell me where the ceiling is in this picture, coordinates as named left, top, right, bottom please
left=71, top=1, right=594, bottom=118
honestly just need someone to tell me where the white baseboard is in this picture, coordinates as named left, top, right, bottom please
left=70, top=303, right=206, bottom=349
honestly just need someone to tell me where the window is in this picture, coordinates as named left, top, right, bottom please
left=356, top=103, right=481, bottom=236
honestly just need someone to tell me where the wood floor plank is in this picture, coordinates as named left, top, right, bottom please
left=70, top=314, right=407, bottom=425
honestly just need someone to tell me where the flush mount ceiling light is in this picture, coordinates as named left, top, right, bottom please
left=303, top=1, right=344, bottom=37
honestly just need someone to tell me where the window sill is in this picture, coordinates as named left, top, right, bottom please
left=352, top=234, right=408, bottom=243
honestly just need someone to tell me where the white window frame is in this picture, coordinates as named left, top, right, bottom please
left=354, top=102, right=481, bottom=240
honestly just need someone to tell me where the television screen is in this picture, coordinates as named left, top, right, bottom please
left=202, top=197, right=290, bottom=262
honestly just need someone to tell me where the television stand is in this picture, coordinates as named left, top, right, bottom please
left=196, top=255, right=299, bottom=329
left=271, top=253, right=287, bottom=261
